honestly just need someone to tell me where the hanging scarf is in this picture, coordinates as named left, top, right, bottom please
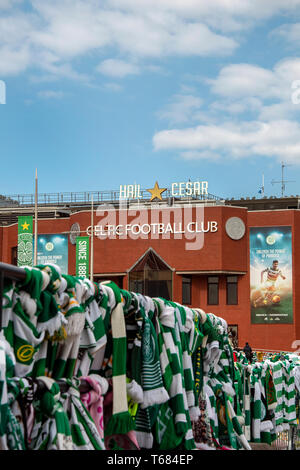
left=2, top=272, right=45, bottom=378
left=79, top=375, right=106, bottom=440
left=134, top=293, right=169, bottom=407
left=101, top=282, right=135, bottom=438
left=60, top=378, right=105, bottom=450
left=104, top=383, right=140, bottom=450
left=51, top=275, right=86, bottom=380
left=154, top=298, right=195, bottom=450
left=30, top=377, right=73, bottom=450
left=76, top=279, right=107, bottom=378
left=0, top=332, right=20, bottom=450
left=282, top=360, right=297, bottom=426
left=192, top=390, right=215, bottom=449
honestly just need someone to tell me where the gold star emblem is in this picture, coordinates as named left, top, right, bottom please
left=21, top=222, right=30, bottom=230
left=146, top=181, right=167, bottom=201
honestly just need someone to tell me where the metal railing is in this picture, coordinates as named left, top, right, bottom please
left=0, top=189, right=225, bottom=208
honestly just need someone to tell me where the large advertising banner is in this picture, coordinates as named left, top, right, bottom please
left=250, top=226, right=293, bottom=324
left=35, top=234, right=68, bottom=274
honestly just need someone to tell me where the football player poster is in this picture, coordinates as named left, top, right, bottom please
left=250, top=226, right=293, bottom=324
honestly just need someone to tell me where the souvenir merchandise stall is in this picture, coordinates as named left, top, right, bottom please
left=0, top=261, right=299, bottom=451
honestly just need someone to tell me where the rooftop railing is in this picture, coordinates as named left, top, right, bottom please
left=0, top=189, right=225, bottom=207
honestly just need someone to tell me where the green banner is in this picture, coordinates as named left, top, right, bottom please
left=17, top=216, right=33, bottom=267
left=76, top=236, right=90, bottom=278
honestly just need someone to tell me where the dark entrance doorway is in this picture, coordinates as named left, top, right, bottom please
left=128, top=248, right=173, bottom=300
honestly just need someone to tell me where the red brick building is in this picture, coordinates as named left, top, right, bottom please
left=1, top=191, right=300, bottom=352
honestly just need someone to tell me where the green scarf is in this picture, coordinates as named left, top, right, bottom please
left=60, top=378, right=105, bottom=450
left=30, top=377, right=73, bottom=450
left=101, top=281, right=135, bottom=438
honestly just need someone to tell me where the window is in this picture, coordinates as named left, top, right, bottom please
left=182, top=276, right=192, bottom=305
left=207, top=276, right=219, bottom=305
left=11, top=246, right=17, bottom=266
left=226, top=276, right=238, bottom=305
left=228, top=325, right=238, bottom=348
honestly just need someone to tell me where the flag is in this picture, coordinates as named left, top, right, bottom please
left=17, top=216, right=33, bottom=267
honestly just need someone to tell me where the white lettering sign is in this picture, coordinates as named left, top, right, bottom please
left=171, top=181, right=208, bottom=197
left=119, top=181, right=208, bottom=199
left=87, top=221, right=218, bottom=236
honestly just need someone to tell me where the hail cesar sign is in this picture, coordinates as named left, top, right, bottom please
left=119, top=180, right=209, bottom=200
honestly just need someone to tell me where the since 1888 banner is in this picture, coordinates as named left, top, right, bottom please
left=250, top=226, right=293, bottom=324
left=76, top=236, right=90, bottom=278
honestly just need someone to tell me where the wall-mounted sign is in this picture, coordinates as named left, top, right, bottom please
left=119, top=180, right=208, bottom=200
left=17, top=216, right=33, bottom=267
left=225, top=217, right=246, bottom=240
left=171, top=181, right=208, bottom=197
left=87, top=221, right=218, bottom=237
left=250, top=226, right=293, bottom=324
left=76, top=236, right=89, bottom=278
left=35, top=234, right=68, bottom=274
left=69, top=222, right=81, bottom=245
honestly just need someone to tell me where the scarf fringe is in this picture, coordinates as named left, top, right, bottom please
left=37, top=312, right=67, bottom=337
left=105, top=411, right=135, bottom=437
left=127, top=380, right=144, bottom=404
left=268, top=401, right=277, bottom=411
left=142, top=387, right=169, bottom=408
left=189, top=406, right=200, bottom=421
left=195, top=442, right=216, bottom=450
left=135, top=431, right=153, bottom=449
left=65, top=313, right=85, bottom=336
left=261, top=420, right=273, bottom=432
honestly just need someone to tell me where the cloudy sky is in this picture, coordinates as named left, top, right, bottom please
left=1, top=0, right=300, bottom=199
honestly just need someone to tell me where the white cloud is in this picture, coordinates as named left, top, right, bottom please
left=0, top=45, right=31, bottom=75
left=211, top=97, right=263, bottom=115
left=0, top=0, right=22, bottom=10
left=97, top=59, right=140, bottom=78
left=0, top=0, right=241, bottom=80
left=206, top=58, right=300, bottom=124
left=153, top=120, right=300, bottom=164
left=209, top=63, right=279, bottom=99
left=103, top=82, right=123, bottom=92
left=37, top=89, right=64, bottom=99
left=157, top=94, right=203, bottom=124
left=0, top=0, right=299, bottom=83
left=272, top=22, right=300, bottom=46
left=181, top=150, right=221, bottom=160
left=210, top=59, right=300, bottom=100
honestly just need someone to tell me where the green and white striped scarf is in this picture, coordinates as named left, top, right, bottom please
left=50, top=275, right=86, bottom=380
left=154, top=298, right=195, bottom=450
left=30, top=377, right=73, bottom=450
left=172, top=302, right=199, bottom=422
left=101, top=282, right=135, bottom=438
left=270, top=361, right=285, bottom=431
left=242, top=364, right=252, bottom=442
left=60, top=378, right=105, bottom=450
left=0, top=331, right=17, bottom=450
left=75, top=279, right=107, bottom=378
left=134, top=293, right=169, bottom=407
left=3, top=288, right=45, bottom=377
left=282, top=361, right=297, bottom=426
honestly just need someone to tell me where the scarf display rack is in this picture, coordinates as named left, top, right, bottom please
left=0, top=261, right=299, bottom=451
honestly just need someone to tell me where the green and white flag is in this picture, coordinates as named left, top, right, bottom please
left=17, top=216, right=33, bottom=267
left=76, top=237, right=89, bottom=278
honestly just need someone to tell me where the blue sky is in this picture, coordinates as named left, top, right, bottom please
left=1, top=0, right=300, bottom=200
